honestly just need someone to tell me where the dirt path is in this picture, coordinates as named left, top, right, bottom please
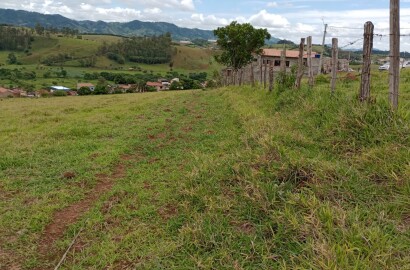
left=38, top=155, right=134, bottom=259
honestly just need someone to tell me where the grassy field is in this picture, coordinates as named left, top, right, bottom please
left=0, top=71, right=409, bottom=269
left=0, top=35, right=220, bottom=71
left=0, top=35, right=222, bottom=90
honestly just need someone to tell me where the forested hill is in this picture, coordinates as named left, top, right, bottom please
left=0, top=8, right=215, bottom=41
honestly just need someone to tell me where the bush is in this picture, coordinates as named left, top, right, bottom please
left=93, top=85, right=109, bottom=95
left=77, top=86, right=92, bottom=96
left=315, top=74, right=330, bottom=84
left=276, top=65, right=297, bottom=91
left=53, top=90, right=67, bottom=96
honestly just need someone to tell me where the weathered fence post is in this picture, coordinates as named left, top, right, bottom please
left=239, top=69, right=243, bottom=86
left=280, top=45, right=287, bottom=73
left=390, top=0, right=400, bottom=109
left=264, top=61, right=267, bottom=89
left=295, top=38, right=305, bottom=89
left=250, top=62, right=255, bottom=87
left=307, top=36, right=314, bottom=88
left=330, top=38, right=338, bottom=94
left=260, top=57, right=263, bottom=85
left=269, top=60, right=274, bottom=92
left=318, top=24, right=328, bottom=75
left=360, top=21, right=374, bottom=102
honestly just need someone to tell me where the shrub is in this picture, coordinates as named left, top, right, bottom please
left=93, top=85, right=109, bottom=95
left=315, top=74, right=330, bottom=84
left=53, top=90, right=67, bottom=96
left=77, top=86, right=92, bottom=96
left=276, top=65, right=297, bottom=91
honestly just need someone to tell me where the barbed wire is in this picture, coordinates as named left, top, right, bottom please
left=339, top=38, right=364, bottom=49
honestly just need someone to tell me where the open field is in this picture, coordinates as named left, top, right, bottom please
left=0, top=34, right=222, bottom=91
left=0, top=35, right=220, bottom=71
left=0, top=71, right=409, bottom=269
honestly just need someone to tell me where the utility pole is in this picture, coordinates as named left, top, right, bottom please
left=318, top=23, right=328, bottom=75
left=389, top=0, right=400, bottom=110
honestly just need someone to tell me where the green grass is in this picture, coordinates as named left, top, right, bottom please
left=0, top=73, right=409, bottom=269
left=0, top=35, right=221, bottom=90
left=0, top=35, right=219, bottom=71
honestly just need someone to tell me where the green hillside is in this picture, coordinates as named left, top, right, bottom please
left=0, top=34, right=221, bottom=90
left=0, top=74, right=409, bottom=268
left=0, top=8, right=216, bottom=41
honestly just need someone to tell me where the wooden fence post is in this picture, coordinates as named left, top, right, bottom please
left=269, top=60, right=274, bottom=92
left=360, top=21, right=374, bottom=102
left=264, top=61, right=267, bottom=89
left=295, top=38, right=305, bottom=89
left=390, top=0, right=400, bottom=109
left=307, top=36, right=314, bottom=87
left=280, top=45, right=287, bottom=73
left=318, top=24, right=328, bottom=75
left=330, top=38, right=338, bottom=94
left=250, top=62, right=255, bottom=87
left=260, top=57, right=263, bottom=85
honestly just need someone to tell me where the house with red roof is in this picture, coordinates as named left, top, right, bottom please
left=146, top=81, right=164, bottom=91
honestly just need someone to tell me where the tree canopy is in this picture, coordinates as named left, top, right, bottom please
left=213, top=21, right=271, bottom=71
left=98, top=33, right=173, bottom=64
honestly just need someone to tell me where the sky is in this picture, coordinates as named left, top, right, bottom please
left=1, top=0, right=410, bottom=51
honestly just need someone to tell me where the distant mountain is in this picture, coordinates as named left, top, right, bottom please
left=0, top=8, right=280, bottom=44
left=0, top=8, right=215, bottom=41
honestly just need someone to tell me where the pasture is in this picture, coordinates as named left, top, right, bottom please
left=0, top=70, right=409, bottom=269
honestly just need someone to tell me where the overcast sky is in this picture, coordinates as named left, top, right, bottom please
left=1, top=0, right=410, bottom=51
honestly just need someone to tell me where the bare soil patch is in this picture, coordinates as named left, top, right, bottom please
left=37, top=153, right=133, bottom=258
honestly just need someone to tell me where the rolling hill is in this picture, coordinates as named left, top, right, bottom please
left=0, top=8, right=215, bottom=41
left=0, top=8, right=280, bottom=43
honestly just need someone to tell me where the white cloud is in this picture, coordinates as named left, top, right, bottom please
left=267, top=2, right=278, bottom=8
left=80, top=3, right=93, bottom=11
left=144, top=8, right=162, bottom=15
left=180, top=0, right=195, bottom=11
left=248, top=10, right=289, bottom=28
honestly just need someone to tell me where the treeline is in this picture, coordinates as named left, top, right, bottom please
left=34, top=23, right=79, bottom=37
left=83, top=70, right=207, bottom=90
left=0, top=68, right=36, bottom=81
left=98, top=33, right=173, bottom=64
left=0, top=26, right=32, bottom=51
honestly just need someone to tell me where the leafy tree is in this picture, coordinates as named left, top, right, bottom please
left=277, top=39, right=295, bottom=45
left=7, top=53, right=17, bottom=64
left=34, top=23, right=45, bottom=36
left=77, top=86, right=92, bottom=96
left=0, top=26, right=32, bottom=51
left=169, top=81, right=183, bottom=90
left=213, top=21, right=270, bottom=71
left=93, top=84, right=108, bottom=95
left=99, top=33, right=172, bottom=64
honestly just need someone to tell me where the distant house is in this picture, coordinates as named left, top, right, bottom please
left=0, top=87, right=11, bottom=98
left=77, top=83, right=95, bottom=91
left=146, top=82, right=164, bottom=91
left=9, top=89, right=26, bottom=97
left=259, top=48, right=319, bottom=73
left=50, top=86, right=70, bottom=92
left=179, top=40, right=192, bottom=45
left=158, top=78, right=170, bottom=90
left=117, top=84, right=133, bottom=92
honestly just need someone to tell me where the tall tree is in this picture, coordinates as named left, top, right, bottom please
left=214, top=21, right=271, bottom=72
